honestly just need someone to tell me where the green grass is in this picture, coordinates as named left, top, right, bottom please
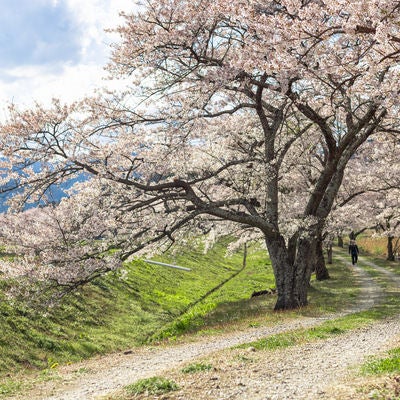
left=181, top=362, right=213, bottom=373
left=306, top=253, right=360, bottom=314
left=0, top=238, right=273, bottom=376
left=0, top=241, right=361, bottom=380
left=235, top=313, right=377, bottom=351
left=124, top=376, right=179, bottom=395
left=0, top=379, right=22, bottom=396
left=355, top=348, right=400, bottom=399
left=104, top=246, right=400, bottom=400
left=235, top=247, right=400, bottom=353
left=362, top=348, right=400, bottom=375
left=146, top=240, right=277, bottom=341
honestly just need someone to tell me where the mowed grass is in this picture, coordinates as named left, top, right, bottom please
left=0, top=238, right=275, bottom=376
left=104, top=247, right=400, bottom=400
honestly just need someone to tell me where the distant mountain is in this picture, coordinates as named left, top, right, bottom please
left=0, top=160, right=88, bottom=212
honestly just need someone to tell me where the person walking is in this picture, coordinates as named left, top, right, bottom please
left=348, top=240, right=359, bottom=265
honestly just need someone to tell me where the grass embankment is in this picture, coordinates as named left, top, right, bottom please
left=0, top=239, right=275, bottom=376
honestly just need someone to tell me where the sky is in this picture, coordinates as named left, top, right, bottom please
left=0, top=0, right=135, bottom=116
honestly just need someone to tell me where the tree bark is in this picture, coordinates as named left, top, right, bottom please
left=265, top=235, right=294, bottom=310
left=294, top=237, right=316, bottom=304
left=387, top=236, right=395, bottom=261
left=266, top=235, right=314, bottom=310
left=327, top=243, right=333, bottom=264
left=315, top=239, right=330, bottom=280
left=337, top=236, right=344, bottom=248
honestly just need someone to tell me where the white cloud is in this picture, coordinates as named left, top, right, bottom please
left=0, top=0, right=137, bottom=113
left=0, top=63, right=101, bottom=105
left=63, top=0, right=135, bottom=61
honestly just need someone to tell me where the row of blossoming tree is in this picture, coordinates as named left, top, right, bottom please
left=0, top=0, right=399, bottom=310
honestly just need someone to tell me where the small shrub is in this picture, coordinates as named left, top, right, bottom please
left=125, top=376, right=179, bottom=395
left=181, top=362, right=213, bottom=373
left=235, top=354, right=255, bottom=363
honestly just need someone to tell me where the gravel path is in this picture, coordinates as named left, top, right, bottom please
left=14, top=256, right=400, bottom=400
left=169, top=316, right=400, bottom=400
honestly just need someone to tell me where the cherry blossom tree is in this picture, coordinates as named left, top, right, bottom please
left=373, top=190, right=400, bottom=261
left=1, top=0, right=400, bottom=310
left=328, top=133, right=400, bottom=259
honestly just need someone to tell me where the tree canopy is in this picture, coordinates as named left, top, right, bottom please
left=0, top=0, right=399, bottom=309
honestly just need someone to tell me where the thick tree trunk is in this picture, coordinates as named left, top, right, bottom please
left=265, top=236, right=294, bottom=310
left=337, top=236, right=344, bottom=248
left=387, top=236, right=395, bottom=261
left=266, top=235, right=314, bottom=311
left=315, top=239, right=330, bottom=280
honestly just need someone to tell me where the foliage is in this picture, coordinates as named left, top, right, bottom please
left=329, top=137, right=400, bottom=251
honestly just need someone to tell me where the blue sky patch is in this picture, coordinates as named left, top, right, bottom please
left=0, top=1, right=81, bottom=68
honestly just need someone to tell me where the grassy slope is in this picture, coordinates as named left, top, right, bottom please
left=0, top=238, right=275, bottom=375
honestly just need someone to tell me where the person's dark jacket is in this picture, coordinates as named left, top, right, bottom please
left=349, top=244, right=359, bottom=255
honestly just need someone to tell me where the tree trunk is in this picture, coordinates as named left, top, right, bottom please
left=337, top=236, right=344, bottom=248
left=294, top=237, right=317, bottom=304
left=327, top=243, right=333, bottom=264
left=315, top=239, right=330, bottom=280
left=387, top=236, right=395, bottom=261
left=266, top=235, right=314, bottom=310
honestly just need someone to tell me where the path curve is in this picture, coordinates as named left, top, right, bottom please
left=12, top=256, right=400, bottom=400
